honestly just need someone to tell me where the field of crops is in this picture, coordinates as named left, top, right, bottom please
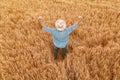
left=0, top=0, right=120, bottom=80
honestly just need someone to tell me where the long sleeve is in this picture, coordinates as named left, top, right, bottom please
left=67, top=24, right=77, bottom=34
left=43, top=26, right=55, bottom=34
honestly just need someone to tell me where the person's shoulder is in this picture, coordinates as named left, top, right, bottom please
left=51, top=28, right=56, bottom=30
left=64, top=28, right=68, bottom=30
left=52, top=28, right=58, bottom=33
left=53, top=28, right=57, bottom=31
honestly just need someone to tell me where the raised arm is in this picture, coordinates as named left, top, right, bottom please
left=67, top=16, right=82, bottom=33
left=75, top=16, right=82, bottom=25
left=38, top=16, right=54, bottom=34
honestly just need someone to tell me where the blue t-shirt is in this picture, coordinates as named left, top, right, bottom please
left=43, top=24, right=77, bottom=48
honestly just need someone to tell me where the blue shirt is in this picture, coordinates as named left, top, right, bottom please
left=43, top=24, right=77, bottom=48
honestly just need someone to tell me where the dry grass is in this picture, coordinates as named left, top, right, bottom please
left=0, top=0, right=120, bottom=80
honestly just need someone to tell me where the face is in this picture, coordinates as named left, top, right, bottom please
left=55, top=19, right=66, bottom=31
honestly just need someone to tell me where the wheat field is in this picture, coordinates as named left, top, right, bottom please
left=0, top=0, right=120, bottom=80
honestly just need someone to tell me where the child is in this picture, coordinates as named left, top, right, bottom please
left=38, top=16, right=82, bottom=59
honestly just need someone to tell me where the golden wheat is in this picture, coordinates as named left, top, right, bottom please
left=0, top=0, right=120, bottom=80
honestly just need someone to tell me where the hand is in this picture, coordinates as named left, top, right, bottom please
left=78, top=16, right=82, bottom=19
left=38, top=16, right=45, bottom=27
left=38, top=16, right=42, bottom=19
left=75, top=16, right=82, bottom=25
left=38, top=16, right=43, bottom=23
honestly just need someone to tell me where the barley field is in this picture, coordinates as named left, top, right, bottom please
left=0, top=0, right=120, bottom=80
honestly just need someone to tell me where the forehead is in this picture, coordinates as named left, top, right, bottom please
left=56, top=19, right=66, bottom=23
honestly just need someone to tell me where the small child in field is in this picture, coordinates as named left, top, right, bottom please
left=38, top=16, right=82, bottom=59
